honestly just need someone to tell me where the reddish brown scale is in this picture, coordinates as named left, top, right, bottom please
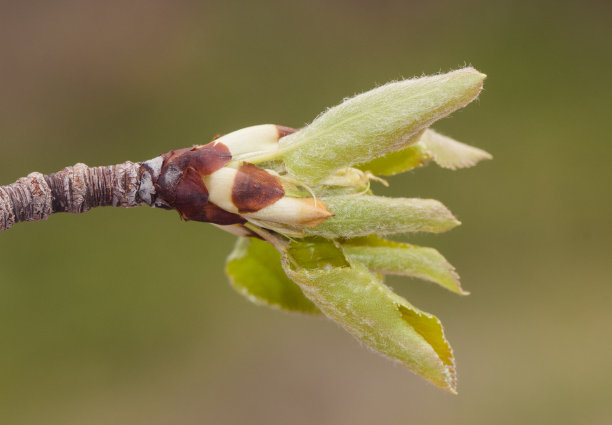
left=173, top=167, right=210, bottom=221
left=156, top=141, right=233, bottom=218
left=232, top=162, right=285, bottom=213
left=191, top=143, right=232, bottom=175
left=276, top=125, right=298, bottom=139
left=162, top=147, right=191, bottom=163
left=165, top=142, right=232, bottom=176
left=155, top=148, right=192, bottom=206
left=201, top=203, right=246, bottom=225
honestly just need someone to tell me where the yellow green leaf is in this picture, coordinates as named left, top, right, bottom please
left=302, top=195, right=460, bottom=238
left=357, top=129, right=492, bottom=176
left=226, top=237, right=320, bottom=314
left=342, top=236, right=467, bottom=294
left=282, top=238, right=457, bottom=392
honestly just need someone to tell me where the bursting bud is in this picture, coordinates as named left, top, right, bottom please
left=157, top=68, right=491, bottom=392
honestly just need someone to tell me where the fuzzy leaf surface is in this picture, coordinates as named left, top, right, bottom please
left=302, top=195, right=460, bottom=238
left=358, top=129, right=492, bottom=176
left=342, top=236, right=466, bottom=294
left=278, top=68, right=485, bottom=184
left=282, top=238, right=457, bottom=392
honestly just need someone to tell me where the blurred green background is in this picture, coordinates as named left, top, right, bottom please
left=1, top=1, right=610, bottom=424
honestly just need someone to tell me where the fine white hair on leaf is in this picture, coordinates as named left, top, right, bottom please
left=282, top=257, right=457, bottom=393
left=278, top=67, right=486, bottom=184
left=303, top=195, right=460, bottom=238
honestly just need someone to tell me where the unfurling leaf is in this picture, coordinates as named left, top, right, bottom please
left=421, top=128, right=492, bottom=170
left=355, top=130, right=430, bottom=176
left=278, top=68, right=486, bottom=184
left=357, top=129, right=492, bottom=176
left=282, top=238, right=457, bottom=392
left=303, top=195, right=460, bottom=238
left=226, top=237, right=319, bottom=314
left=341, top=235, right=467, bottom=294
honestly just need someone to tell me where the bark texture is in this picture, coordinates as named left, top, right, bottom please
left=0, top=160, right=161, bottom=232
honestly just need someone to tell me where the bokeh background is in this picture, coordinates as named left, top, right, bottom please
left=1, top=1, right=611, bottom=424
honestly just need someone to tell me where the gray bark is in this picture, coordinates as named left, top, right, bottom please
left=0, top=157, right=163, bottom=232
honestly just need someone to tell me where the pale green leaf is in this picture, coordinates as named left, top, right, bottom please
left=302, top=195, right=460, bottom=238
left=342, top=236, right=467, bottom=294
left=421, top=129, right=492, bottom=170
left=357, top=129, right=492, bottom=176
left=282, top=238, right=457, bottom=392
left=226, top=237, right=320, bottom=314
left=277, top=68, right=485, bottom=184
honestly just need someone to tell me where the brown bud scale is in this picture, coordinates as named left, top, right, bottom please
left=275, top=125, right=298, bottom=139
left=232, top=163, right=285, bottom=213
left=156, top=141, right=232, bottom=210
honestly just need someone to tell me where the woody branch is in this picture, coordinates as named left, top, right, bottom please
left=0, top=124, right=320, bottom=233
left=0, top=159, right=163, bottom=232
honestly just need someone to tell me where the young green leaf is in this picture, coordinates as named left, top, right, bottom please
left=420, top=128, right=492, bottom=170
left=277, top=68, right=486, bottom=184
left=357, top=129, right=492, bottom=176
left=282, top=238, right=457, bottom=392
left=226, top=237, right=320, bottom=314
left=355, top=130, right=430, bottom=176
left=302, top=195, right=460, bottom=238
left=341, top=236, right=467, bottom=294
